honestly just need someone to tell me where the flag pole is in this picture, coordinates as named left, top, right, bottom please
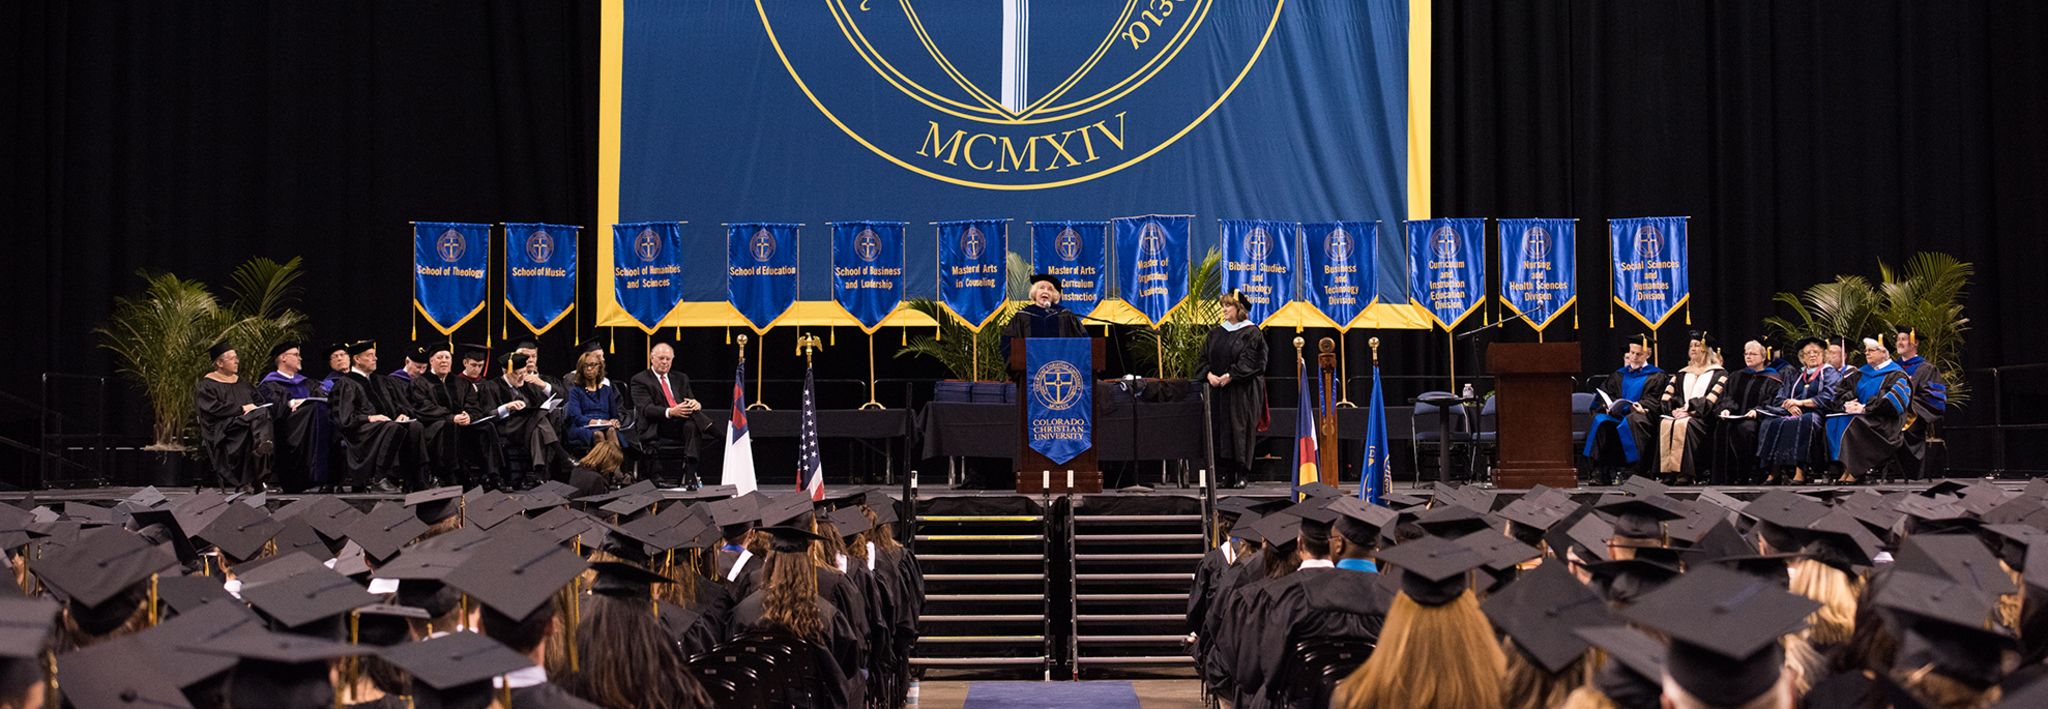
left=861, top=331, right=884, bottom=410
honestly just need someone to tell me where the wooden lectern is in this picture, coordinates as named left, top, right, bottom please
left=1009, top=339, right=1106, bottom=493
left=1485, top=342, right=1582, bottom=489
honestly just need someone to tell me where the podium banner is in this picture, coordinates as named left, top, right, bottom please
left=1113, top=215, right=1191, bottom=326
left=831, top=221, right=907, bottom=331
left=412, top=222, right=491, bottom=335
left=1026, top=337, right=1093, bottom=465
left=729, top=223, right=801, bottom=332
left=1497, top=218, right=1576, bottom=332
left=612, top=222, right=685, bottom=332
left=1609, top=216, right=1690, bottom=328
left=1220, top=219, right=1296, bottom=324
left=1406, top=218, right=1488, bottom=329
left=504, top=223, right=578, bottom=334
left=1029, top=221, right=1107, bottom=318
left=937, top=219, right=1008, bottom=330
left=1304, top=221, right=1376, bottom=328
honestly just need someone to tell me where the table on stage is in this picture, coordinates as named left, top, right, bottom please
left=700, top=408, right=914, bottom=483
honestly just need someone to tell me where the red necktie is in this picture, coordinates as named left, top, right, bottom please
left=659, top=374, right=676, bottom=407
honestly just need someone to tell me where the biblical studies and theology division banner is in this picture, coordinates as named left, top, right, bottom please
left=937, top=219, right=1008, bottom=330
left=729, top=223, right=801, bottom=332
left=1304, top=221, right=1376, bottom=328
left=1114, top=215, right=1191, bottom=325
left=413, top=222, right=491, bottom=335
left=1220, top=219, right=1295, bottom=324
left=1407, top=218, right=1488, bottom=329
left=1609, top=216, right=1691, bottom=328
left=1026, top=337, right=1093, bottom=465
left=612, top=222, right=685, bottom=332
left=1497, top=218, right=1577, bottom=332
left=504, top=223, right=578, bottom=334
left=832, top=221, right=906, bottom=331
left=1029, top=221, right=1106, bottom=318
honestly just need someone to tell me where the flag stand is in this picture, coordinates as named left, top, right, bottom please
left=860, top=331, right=885, bottom=410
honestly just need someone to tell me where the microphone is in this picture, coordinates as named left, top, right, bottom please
left=1455, top=309, right=1537, bottom=340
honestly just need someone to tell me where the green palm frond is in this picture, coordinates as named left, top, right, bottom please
left=1877, top=252, right=1974, bottom=407
left=1130, top=248, right=1223, bottom=378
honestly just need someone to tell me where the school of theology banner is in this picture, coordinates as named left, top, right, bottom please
left=1609, top=216, right=1691, bottom=328
left=1304, top=221, right=1377, bottom=328
left=412, top=222, right=491, bottom=334
left=1030, top=221, right=1106, bottom=318
left=1114, top=215, right=1191, bottom=325
left=1220, top=219, right=1296, bottom=324
left=937, top=219, right=1008, bottom=329
left=1406, top=218, right=1488, bottom=329
left=831, top=221, right=906, bottom=331
left=1497, top=218, right=1577, bottom=332
left=504, top=223, right=579, bottom=334
left=728, top=223, right=801, bottom=332
left=1026, top=337, right=1093, bottom=465
left=612, top=222, right=685, bottom=331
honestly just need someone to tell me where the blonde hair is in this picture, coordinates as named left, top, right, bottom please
left=1333, top=591, right=1504, bottom=708
left=1783, top=634, right=1824, bottom=697
left=1501, top=637, right=1597, bottom=709
left=578, top=434, right=625, bottom=474
left=1890, top=664, right=2002, bottom=709
left=1556, top=686, right=1621, bottom=709
left=1787, top=558, right=1861, bottom=648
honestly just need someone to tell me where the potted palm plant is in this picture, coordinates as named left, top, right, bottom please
left=1763, top=251, right=1970, bottom=406
left=896, top=253, right=1032, bottom=399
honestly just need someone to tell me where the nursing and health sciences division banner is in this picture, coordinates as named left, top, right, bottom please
left=728, top=223, right=801, bottom=332
left=1220, top=219, right=1296, bottom=324
left=413, top=222, right=492, bottom=335
left=1113, top=215, right=1191, bottom=326
left=612, top=221, right=686, bottom=332
left=1303, top=221, right=1377, bottom=329
left=504, top=223, right=579, bottom=335
left=1029, top=221, right=1107, bottom=318
left=1609, top=216, right=1691, bottom=328
left=1406, top=218, right=1488, bottom=330
left=1496, top=218, right=1576, bottom=332
left=831, top=221, right=907, bottom=331
left=937, top=219, right=1008, bottom=330
left=1026, top=337, right=1094, bottom=465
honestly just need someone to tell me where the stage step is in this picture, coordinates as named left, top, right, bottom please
left=926, top=594, right=1045, bottom=602
left=1074, top=515, right=1203, bottom=523
left=1077, top=614, right=1183, bottom=622
left=912, top=656, right=1048, bottom=667
left=1075, top=573, right=1193, bottom=582
left=1067, top=503, right=1206, bottom=679
left=919, top=614, right=1046, bottom=623
left=1072, top=533, right=1204, bottom=542
left=920, top=635, right=1045, bottom=644
left=1074, top=656, right=1196, bottom=665
left=926, top=573, right=1045, bottom=582
left=910, top=505, right=1055, bottom=679
left=917, top=534, right=1046, bottom=541
left=1074, top=552, right=1206, bottom=562
left=919, top=553, right=1042, bottom=562
left=917, top=515, right=1044, bottom=523
left=1076, top=593, right=1189, bottom=602
left=1077, top=635, right=1188, bottom=644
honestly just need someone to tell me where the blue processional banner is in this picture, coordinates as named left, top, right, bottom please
left=936, top=219, right=1008, bottom=330
left=831, top=221, right=907, bottom=331
left=1113, top=215, right=1191, bottom=326
left=612, top=222, right=686, bottom=332
left=1609, top=216, right=1690, bottom=328
left=1029, top=221, right=1107, bottom=318
left=1303, top=221, right=1376, bottom=328
left=1026, top=337, right=1093, bottom=465
left=1406, top=218, right=1488, bottom=330
left=1497, top=218, right=1576, bottom=332
left=728, top=223, right=801, bottom=332
left=412, top=222, right=492, bottom=335
left=504, top=223, right=579, bottom=334
left=1220, top=219, right=1296, bottom=324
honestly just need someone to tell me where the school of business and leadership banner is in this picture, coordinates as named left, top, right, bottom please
left=1029, top=221, right=1106, bottom=318
left=1406, top=218, right=1488, bottom=330
left=937, top=219, right=1009, bottom=330
left=412, top=222, right=491, bottom=335
left=1113, top=215, right=1192, bottom=325
left=1026, top=337, right=1093, bottom=465
left=1609, top=216, right=1691, bottom=328
left=727, top=223, right=801, bottom=332
left=832, top=221, right=907, bottom=331
left=598, top=0, right=1426, bottom=329
left=1219, top=219, right=1296, bottom=324
left=504, top=223, right=579, bottom=335
left=1497, top=218, right=1576, bottom=332
left=612, top=221, right=685, bottom=332
left=1303, top=221, right=1377, bottom=328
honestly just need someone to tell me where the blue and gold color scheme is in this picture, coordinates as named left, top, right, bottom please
left=504, top=223, right=579, bottom=335
left=1026, top=337, right=1093, bottom=465
left=1113, top=214, right=1191, bottom=326
left=1303, top=220, right=1377, bottom=329
left=611, top=221, right=686, bottom=332
left=412, top=222, right=492, bottom=335
left=1030, top=221, right=1107, bottom=318
left=1497, top=218, right=1576, bottom=332
left=728, top=223, right=802, bottom=332
left=1220, top=219, right=1296, bottom=324
left=832, top=221, right=908, bottom=331
left=937, top=219, right=1009, bottom=330
left=1360, top=354, right=1390, bottom=504
left=1405, top=218, right=1487, bottom=330
left=1608, top=216, right=1690, bottom=328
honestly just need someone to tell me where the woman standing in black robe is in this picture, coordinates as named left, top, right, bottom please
left=1200, top=289, right=1267, bottom=488
left=194, top=341, right=273, bottom=491
left=999, top=274, right=1087, bottom=354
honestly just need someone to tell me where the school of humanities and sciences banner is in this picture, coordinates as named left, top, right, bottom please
left=1609, top=216, right=1691, bottom=328
left=611, top=221, right=685, bottom=332
left=412, top=222, right=491, bottom=335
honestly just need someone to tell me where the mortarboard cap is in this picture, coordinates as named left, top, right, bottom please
left=239, top=564, right=379, bottom=630
left=1414, top=505, right=1496, bottom=538
left=757, top=525, right=826, bottom=554
left=1327, top=497, right=1397, bottom=546
left=1500, top=498, right=1574, bottom=536
left=1574, top=625, right=1667, bottom=687
left=1597, top=495, right=1689, bottom=541
left=589, top=561, right=673, bottom=598
left=131, top=599, right=267, bottom=688
left=1742, top=490, right=1832, bottom=552
left=0, top=597, right=56, bottom=660
left=170, top=492, right=237, bottom=539
left=126, top=487, right=170, bottom=510
left=196, top=501, right=282, bottom=563
left=709, top=495, right=762, bottom=530
left=1584, top=556, right=1682, bottom=606
left=1295, top=482, right=1343, bottom=500
left=405, top=485, right=466, bottom=525
left=446, top=533, right=586, bottom=620
left=1875, top=570, right=1996, bottom=631
left=155, top=575, right=238, bottom=616
left=1481, top=562, right=1611, bottom=672
left=33, top=526, right=175, bottom=609
left=1376, top=535, right=1490, bottom=606
left=380, top=631, right=533, bottom=706
left=1458, top=530, right=1543, bottom=572
left=598, top=493, right=660, bottom=519
left=344, top=503, right=429, bottom=562
left=58, top=636, right=195, bottom=709
left=1620, top=565, right=1819, bottom=707
left=462, top=491, right=525, bottom=531
left=1431, top=484, right=1495, bottom=514
left=829, top=506, right=874, bottom=539
left=758, top=494, right=816, bottom=528
left=1893, top=533, right=2016, bottom=597
left=1561, top=514, right=1615, bottom=563
left=1248, top=514, right=1302, bottom=550
left=233, top=551, right=328, bottom=589
left=576, top=480, right=655, bottom=505
left=1791, top=509, right=1881, bottom=573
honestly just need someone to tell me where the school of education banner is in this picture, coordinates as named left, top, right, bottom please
left=831, top=221, right=906, bottom=331
left=1303, top=221, right=1377, bottom=328
left=412, top=222, right=491, bottom=335
left=936, top=219, right=1008, bottom=330
left=1220, top=219, right=1296, bottom=324
left=1029, top=221, right=1107, bottom=318
left=728, top=223, right=801, bottom=332
left=1406, top=218, right=1488, bottom=330
left=1113, top=215, right=1192, bottom=326
left=504, top=223, right=579, bottom=335
left=1609, top=216, right=1691, bottom=328
left=1497, top=218, right=1576, bottom=332
left=612, top=221, right=685, bottom=332
left=1026, top=337, right=1094, bottom=465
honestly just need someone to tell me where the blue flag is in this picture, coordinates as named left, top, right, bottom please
left=412, top=222, right=491, bottom=335
left=504, top=223, right=578, bottom=334
left=1113, top=215, right=1191, bottom=325
left=1497, top=218, right=1577, bottom=332
left=1406, top=218, right=1488, bottom=329
left=937, top=219, right=1008, bottom=330
left=1220, top=219, right=1296, bottom=324
left=831, top=221, right=906, bottom=331
left=1025, top=337, right=1093, bottom=465
left=1360, top=362, right=1390, bottom=504
left=612, top=222, right=686, bottom=332
left=1609, top=216, right=1690, bottom=328
left=1303, top=221, right=1376, bottom=328
left=728, top=223, right=800, bottom=332
left=1029, top=221, right=1107, bottom=318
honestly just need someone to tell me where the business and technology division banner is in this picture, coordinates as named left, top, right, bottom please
left=1497, top=218, right=1576, bottom=332
left=728, top=223, right=801, bottom=332
left=1220, top=219, right=1296, bottom=324
left=831, top=221, right=907, bottom=331
left=1113, top=215, right=1192, bottom=326
left=503, top=223, right=579, bottom=334
left=1029, top=221, right=1107, bottom=318
left=1609, top=216, right=1690, bottom=328
left=1303, top=221, right=1376, bottom=328
left=1406, top=218, right=1487, bottom=330
left=1026, top=337, right=1094, bottom=465
left=936, top=219, right=1008, bottom=330
left=612, top=221, right=685, bottom=332
left=413, top=222, right=491, bottom=335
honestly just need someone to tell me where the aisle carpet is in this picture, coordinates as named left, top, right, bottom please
left=961, top=681, right=1142, bottom=709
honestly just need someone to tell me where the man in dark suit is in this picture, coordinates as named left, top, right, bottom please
left=628, top=342, right=713, bottom=489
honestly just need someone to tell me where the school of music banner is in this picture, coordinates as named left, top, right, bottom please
left=936, top=219, right=1008, bottom=330
left=1219, top=219, right=1297, bottom=324
left=831, top=221, right=907, bottom=332
left=1029, top=221, right=1107, bottom=318
left=1025, top=337, right=1094, bottom=465
left=728, top=223, right=801, bottom=332
left=612, top=221, right=686, bottom=332
left=1497, top=218, right=1577, bottom=332
left=503, top=223, right=579, bottom=335
left=1303, top=220, right=1377, bottom=329
left=412, top=222, right=492, bottom=335
left=1406, top=218, right=1488, bottom=330
left=1609, top=216, right=1691, bottom=328
left=1113, top=215, right=1192, bottom=326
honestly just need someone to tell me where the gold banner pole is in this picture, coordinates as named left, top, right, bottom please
left=748, top=332, right=770, bottom=410
left=861, top=331, right=885, bottom=410
left=1337, top=333, right=1357, bottom=407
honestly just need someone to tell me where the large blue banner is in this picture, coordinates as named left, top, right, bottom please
left=412, top=222, right=491, bottom=335
left=1303, top=221, right=1376, bottom=328
left=1026, top=337, right=1093, bottom=466
left=1609, top=216, right=1690, bottom=328
left=1029, top=221, right=1107, bottom=318
left=832, top=221, right=907, bottom=331
left=937, top=219, right=1008, bottom=330
left=1219, top=219, right=1296, bottom=324
left=612, top=222, right=685, bottom=332
left=728, top=223, right=801, bottom=332
left=504, top=223, right=578, bottom=334
left=1406, top=218, right=1488, bottom=330
left=1113, top=215, right=1192, bottom=326
left=1497, top=218, right=1576, bottom=332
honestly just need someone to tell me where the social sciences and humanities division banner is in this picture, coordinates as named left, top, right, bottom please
left=1114, top=215, right=1192, bottom=326
left=504, top=223, right=579, bottom=334
left=413, top=222, right=491, bottom=335
left=937, top=219, right=1008, bottom=330
left=612, top=222, right=685, bottom=332
left=832, top=221, right=907, bottom=331
left=1220, top=219, right=1296, bottom=324
left=1609, top=216, right=1691, bottom=328
left=1029, top=221, right=1107, bottom=318
left=1304, top=221, right=1377, bottom=328
left=729, top=223, right=801, bottom=332
left=1497, top=218, right=1577, bottom=332
left=1406, top=218, right=1488, bottom=329
left=1026, top=337, right=1094, bottom=465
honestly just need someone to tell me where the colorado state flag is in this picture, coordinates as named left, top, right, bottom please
left=1293, top=351, right=1319, bottom=499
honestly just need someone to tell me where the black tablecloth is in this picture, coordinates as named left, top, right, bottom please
left=700, top=409, right=912, bottom=439
left=920, top=384, right=1206, bottom=462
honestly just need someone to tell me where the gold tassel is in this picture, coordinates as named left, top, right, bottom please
left=147, top=574, right=159, bottom=626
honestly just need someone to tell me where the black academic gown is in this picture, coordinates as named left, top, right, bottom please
left=1215, top=571, right=1295, bottom=707
left=1833, top=363, right=1915, bottom=479
left=195, top=375, right=274, bottom=488
left=1651, top=364, right=1727, bottom=482
left=405, top=371, right=466, bottom=476
left=1199, top=324, right=1268, bottom=481
left=997, top=303, right=1087, bottom=354
left=1897, top=356, right=1947, bottom=479
left=330, top=371, right=428, bottom=488
left=733, top=565, right=871, bottom=672
left=1711, top=367, right=1783, bottom=484
left=1585, top=366, right=1668, bottom=475
left=1197, top=549, right=1266, bottom=695
left=479, top=375, right=568, bottom=479
left=255, top=372, right=330, bottom=493
left=730, top=594, right=860, bottom=709
left=1248, top=565, right=1388, bottom=709
left=508, top=681, right=601, bottom=709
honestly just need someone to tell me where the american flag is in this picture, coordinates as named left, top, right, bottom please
left=798, top=363, right=824, bottom=500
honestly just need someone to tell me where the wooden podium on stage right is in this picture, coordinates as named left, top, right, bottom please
left=1486, top=342, right=1582, bottom=489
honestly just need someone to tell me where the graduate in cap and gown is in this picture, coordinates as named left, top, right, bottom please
left=1245, top=498, right=1397, bottom=708
left=446, top=532, right=600, bottom=709
left=729, top=525, right=863, bottom=709
left=1829, top=336, right=1916, bottom=483
left=1709, top=339, right=1783, bottom=485
left=194, top=340, right=276, bottom=491
left=255, top=341, right=334, bottom=493
left=330, top=340, right=430, bottom=493
left=1651, top=331, right=1728, bottom=485
left=564, top=561, right=714, bottom=709
left=1200, top=289, right=1269, bottom=489
left=1892, top=327, right=1948, bottom=479
left=1331, top=534, right=1504, bottom=708
left=1755, top=337, right=1840, bottom=484
left=1619, top=565, right=1819, bottom=709
left=1584, top=335, right=1667, bottom=485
